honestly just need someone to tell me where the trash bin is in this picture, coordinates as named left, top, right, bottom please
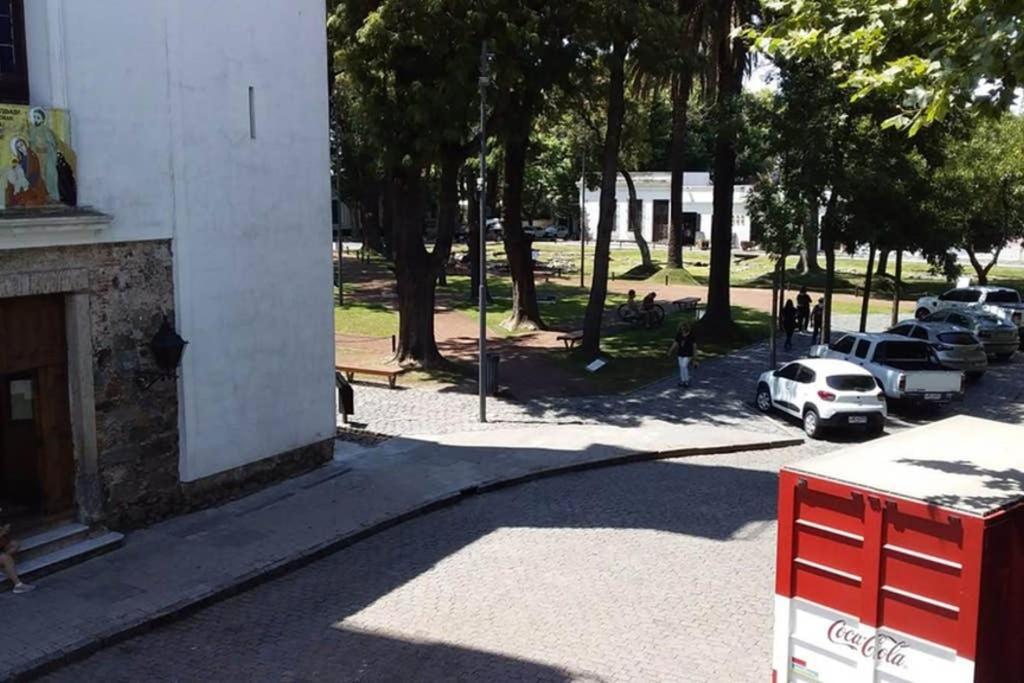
left=484, top=352, right=501, bottom=395
left=335, top=371, right=354, bottom=422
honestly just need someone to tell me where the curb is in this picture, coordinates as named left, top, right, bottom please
left=9, top=434, right=803, bottom=681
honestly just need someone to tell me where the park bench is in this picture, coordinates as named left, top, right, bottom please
left=336, top=364, right=402, bottom=389
left=556, top=331, right=584, bottom=350
left=672, top=297, right=704, bottom=315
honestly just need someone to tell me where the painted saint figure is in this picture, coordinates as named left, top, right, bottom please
left=28, top=107, right=61, bottom=202
left=6, top=137, right=50, bottom=208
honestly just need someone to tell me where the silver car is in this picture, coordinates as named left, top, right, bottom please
left=923, top=309, right=1019, bottom=360
left=888, top=321, right=988, bottom=378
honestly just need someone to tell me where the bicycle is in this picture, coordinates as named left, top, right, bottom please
left=618, top=303, right=665, bottom=328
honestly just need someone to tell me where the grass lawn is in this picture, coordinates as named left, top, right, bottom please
left=334, top=286, right=397, bottom=337
left=555, top=306, right=772, bottom=394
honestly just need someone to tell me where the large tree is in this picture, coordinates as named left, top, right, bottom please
left=491, top=0, right=582, bottom=331
left=331, top=1, right=482, bottom=367
left=697, top=0, right=755, bottom=339
left=580, top=0, right=674, bottom=357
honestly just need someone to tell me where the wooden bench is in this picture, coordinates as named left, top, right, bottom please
left=672, top=297, right=702, bottom=312
left=556, top=331, right=584, bottom=350
left=336, top=365, right=401, bottom=389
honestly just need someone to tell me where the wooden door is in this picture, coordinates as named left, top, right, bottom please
left=0, top=295, right=74, bottom=515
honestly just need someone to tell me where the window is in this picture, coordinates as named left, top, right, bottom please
left=911, top=326, right=930, bottom=340
left=776, top=363, right=801, bottom=380
left=0, top=0, right=27, bottom=104
left=938, top=331, right=977, bottom=346
left=827, top=375, right=877, bottom=392
left=9, top=377, right=32, bottom=421
left=854, top=340, right=872, bottom=359
left=796, top=366, right=816, bottom=384
left=985, top=289, right=1022, bottom=304
left=949, top=314, right=972, bottom=328
left=924, top=311, right=947, bottom=323
left=889, top=325, right=912, bottom=337
left=944, top=289, right=982, bottom=303
left=831, top=335, right=856, bottom=354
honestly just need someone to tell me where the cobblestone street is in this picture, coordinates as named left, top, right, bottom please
left=45, top=442, right=825, bottom=683
left=40, top=325, right=1024, bottom=682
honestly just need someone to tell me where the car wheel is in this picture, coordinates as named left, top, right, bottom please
left=803, top=408, right=822, bottom=439
left=915, top=308, right=931, bottom=320
left=966, top=370, right=985, bottom=381
left=755, top=384, right=772, bottom=413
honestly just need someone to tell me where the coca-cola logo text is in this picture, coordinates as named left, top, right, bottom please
left=827, top=620, right=909, bottom=668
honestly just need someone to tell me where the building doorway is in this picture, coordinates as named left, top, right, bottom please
left=652, top=200, right=669, bottom=243
left=0, top=294, right=75, bottom=528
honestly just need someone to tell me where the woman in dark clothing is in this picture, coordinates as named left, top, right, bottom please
left=669, top=322, right=696, bottom=389
left=796, top=287, right=812, bottom=331
left=782, top=300, right=798, bottom=351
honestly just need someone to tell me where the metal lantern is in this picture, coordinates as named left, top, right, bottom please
left=150, top=316, right=188, bottom=373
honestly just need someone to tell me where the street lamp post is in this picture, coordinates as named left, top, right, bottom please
left=478, top=42, right=490, bottom=423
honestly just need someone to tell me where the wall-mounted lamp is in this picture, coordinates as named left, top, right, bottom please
left=136, top=316, right=188, bottom=390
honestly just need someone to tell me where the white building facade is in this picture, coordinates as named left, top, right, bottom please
left=583, top=172, right=754, bottom=248
left=0, top=1, right=334, bottom=528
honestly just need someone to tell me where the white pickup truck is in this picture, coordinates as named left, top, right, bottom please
left=810, top=333, right=965, bottom=404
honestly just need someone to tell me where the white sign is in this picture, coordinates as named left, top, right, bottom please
left=586, top=358, right=606, bottom=373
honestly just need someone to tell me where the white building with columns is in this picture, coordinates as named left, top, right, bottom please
left=583, top=172, right=754, bottom=248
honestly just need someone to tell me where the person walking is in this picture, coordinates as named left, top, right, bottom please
left=811, top=297, right=824, bottom=345
left=797, top=287, right=812, bottom=332
left=782, top=299, right=798, bottom=351
left=669, top=322, right=696, bottom=389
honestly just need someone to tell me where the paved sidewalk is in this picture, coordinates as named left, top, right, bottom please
left=0, top=420, right=800, bottom=681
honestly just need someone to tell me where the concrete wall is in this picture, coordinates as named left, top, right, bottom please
left=16, top=1, right=335, bottom=482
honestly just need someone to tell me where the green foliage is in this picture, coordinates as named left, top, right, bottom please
left=746, top=172, right=802, bottom=258
left=754, top=0, right=1024, bottom=133
left=928, top=114, right=1024, bottom=265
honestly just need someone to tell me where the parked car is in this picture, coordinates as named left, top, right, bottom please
left=915, top=286, right=1024, bottom=346
left=553, top=224, right=570, bottom=239
left=485, top=219, right=503, bottom=241
left=920, top=309, right=1019, bottom=361
left=810, top=333, right=965, bottom=406
left=887, top=321, right=988, bottom=379
left=755, top=359, right=887, bottom=438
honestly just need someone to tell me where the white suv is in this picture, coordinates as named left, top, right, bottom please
left=755, top=358, right=887, bottom=439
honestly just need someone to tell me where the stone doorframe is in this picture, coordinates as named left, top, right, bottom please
left=0, top=268, right=102, bottom=524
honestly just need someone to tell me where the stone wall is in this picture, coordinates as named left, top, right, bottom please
left=0, top=239, right=180, bottom=527
left=0, top=238, right=335, bottom=530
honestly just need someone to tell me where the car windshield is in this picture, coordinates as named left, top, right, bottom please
left=876, top=341, right=940, bottom=369
left=826, top=375, right=876, bottom=392
left=976, top=314, right=1001, bottom=325
left=938, top=332, right=977, bottom=346
left=986, top=290, right=1021, bottom=304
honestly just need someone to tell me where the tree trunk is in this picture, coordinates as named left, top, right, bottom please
left=966, top=246, right=1002, bottom=286
left=581, top=42, right=628, bottom=358
left=359, top=183, right=384, bottom=254
left=435, top=148, right=461, bottom=287
left=621, top=169, right=653, bottom=271
left=502, top=107, right=545, bottom=331
left=821, top=193, right=839, bottom=342
left=391, top=166, right=444, bottom=368
left=875, top=247, right=890, bottom=277
left=799, top=196, right=821, bottom=274
left=859, top=243, right=876, bottom=333
left=668, top=69, right=694, bottom=269
left=380, top=181, right=394, bottom=259
left=890, top=250, right=903, bottom=327
left=770, top=257, right=781, bottom=368
left=778, top=254, right=787, bottom=330
left=699, top=25, right=745, bottom=339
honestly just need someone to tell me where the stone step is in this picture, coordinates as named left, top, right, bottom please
left=2, top=530, right=124, bottom=590
left=15, top=522, right=92, bottom=563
